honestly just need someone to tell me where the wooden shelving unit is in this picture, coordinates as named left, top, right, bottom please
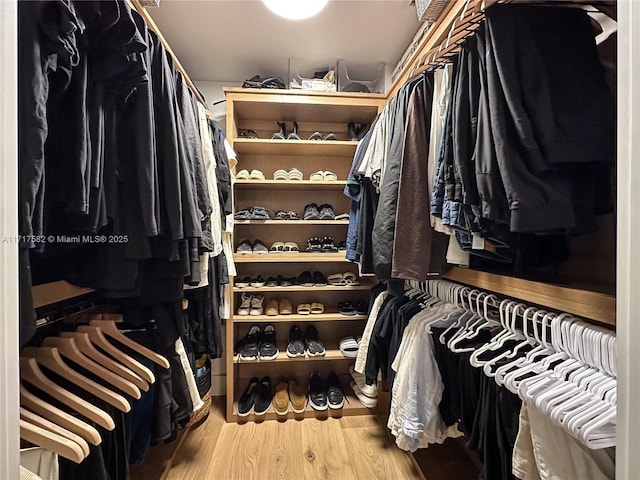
left=32, top=281, right=95, bottom=310
left=443, top=267, right=616, bottom=327
left=226, top=88, right=384, bottom=423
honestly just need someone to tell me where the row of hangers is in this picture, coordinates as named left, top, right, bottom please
left=404, top=279, right=616, bottom=449
left=405, top=0, right=616, bottom=82
left=20, top=312, right=170, bottom=464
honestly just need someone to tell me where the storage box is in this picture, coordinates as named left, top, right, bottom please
left=337, top=59, right=385, bottom=94
left=415, top=0, right=449, bottom=23
left=288, top=58, right=337, bottom=92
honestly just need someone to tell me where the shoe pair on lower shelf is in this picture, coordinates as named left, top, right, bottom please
left=309, top=371, right=344, bottom=411
left=238, top=324, right=279, bottom=361
left=238, top=376, right=273, bottom=417
left=273, top=378, right=307, bottom=415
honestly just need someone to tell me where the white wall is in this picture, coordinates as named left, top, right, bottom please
left=0, top=0, right=20, bottom=477
left=616, top=1, right=640, bottom=478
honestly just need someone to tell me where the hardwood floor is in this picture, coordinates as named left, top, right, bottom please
left=133, top=397, right=422, bottom=480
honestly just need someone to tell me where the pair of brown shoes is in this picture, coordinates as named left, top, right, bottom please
left=273, top=378, right=307, bottom=415
left=265, top=299, right=293, bottom=316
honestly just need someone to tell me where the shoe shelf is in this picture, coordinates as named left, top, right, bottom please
left=233, top=253, right=347, bottom=263
left=234, top=179, right=347, bottom=189
left=232, top=393, right=375, bottom=422
left=233, top=349, right=354, bottom=364
left=233, top=139, right=358, bottom=156
left=233, top=313, right=367, bottom=323
left=233, top=284, right=373, bottom=293
left=234, top=220, right=349, bottom=225
left=226, top=88, right=383, bottom=422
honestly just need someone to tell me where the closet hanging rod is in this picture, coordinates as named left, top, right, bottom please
left=126, top=0, right=211, bottom=112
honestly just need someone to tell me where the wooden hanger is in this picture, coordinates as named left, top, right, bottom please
left=89, top=319, right=170, bottom=369
left=76, top=325, right=155, bottom=383
left=41, top=336, right=142, bottom=400
left=60, top=331, right=149, bottom=392
left=20, top=407, right=90, bottom=457
left=20, top=419, right=86, bottom=464
left=20, top=385, right=102, bottom=446
left=22, top=346, right=131, bottom=413
left=19, top=357, right=115, bottom=430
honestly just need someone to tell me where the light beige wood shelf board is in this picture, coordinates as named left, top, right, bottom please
left=443, top=267, right=616, bottom=327
left=225, top=89, right=385, bottom=124
left=233, top=253, right=348, bottom=263
left=233, top=139, right=357, bottom=156
left=230, top=393, right=375, bottom=422
left=233, top=285, right=373, bottom=293
left=32, top=281, right=95, bottom=309
left=233, top=349, right=354, bottom=364
left=235, top=180, right=346, bottom=190
left=235, top=220, right=348, bottom=225
left=233, top=313, right=367, bottom=323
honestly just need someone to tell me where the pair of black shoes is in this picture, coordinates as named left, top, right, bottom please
left=347, top=122, right=369, bottom=141
left=287, top=325, right=325, bottom=358
left=306, top=236, right=338, bottom=253
left=238, top=376, right=272, bottom=416
left=309, top=371, right=344, bottom=411
left=272, top=121, right=301, bottom=140
left=238, top=324, right=278, bottom=361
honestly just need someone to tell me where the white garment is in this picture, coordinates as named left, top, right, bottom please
left=354, top=291, right=388, bottom=374
left=522, top=403, right=615, bottom=480
left=175, top=337, right=205, bottom=412
left=220, top=283, right=230, bottom=320
left=388, top=304, right=462, bottom=451
left=21, top=465, right=44, bottom=480
left=20, top=447, right=58, bottom=480
left=446, top=235, right=469, bottom=267
left=513, top=405, right=543, bottom=480
left=198, top=103, right=223, bottom=257
left=428, top=64, right=454, bottom=235
left=357, top=106, right=388, bottom=190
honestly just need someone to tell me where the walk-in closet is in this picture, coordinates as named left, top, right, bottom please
left=3, top=0, right=637, bottom=479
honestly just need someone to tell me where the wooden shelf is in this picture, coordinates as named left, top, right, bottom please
left=32, top=281, right=95, bottom=310
left=233, top=139, right=357, bottom=156
left=233, top=313, right=367, bottom=323
left=234, top=348, right=354, bottom=364
left=234, top=220, right=348, bottom=225
left=232, top=393, right=375, bottom=422
left=225, top=88, right=385, bottom=124
left=443, top=267, right=616, bottom=327
left=233, top=253, right=347, bottom=263
left=233, top=285, right=373, bottom=293
left=235, top=179, right=347, bottom=189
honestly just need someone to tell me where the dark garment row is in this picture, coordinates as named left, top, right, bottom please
left=432, top=327, right=521, bottom=480
left=432, top=5, right=614, bottom=235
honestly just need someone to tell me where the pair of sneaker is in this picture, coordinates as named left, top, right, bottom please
left=287, top=325, right=325, bottom=357
left=238, top=376, right=272, bottom=416
left=236, top=239, right=268, bottom=254
left=237, top=293, right=265, bottom=316
left=238, top=323, right=278, bottom=361
left=309, top=371, right=344, bottom=411
left=273, top=378, right=307, bottom=415
left=349, top=366, right=378, bottom=408
left=304, top=203, right=335, bottom=220
left=234, top=207, right=270, bottom=220
left=235, top=169, right=265, bottom=180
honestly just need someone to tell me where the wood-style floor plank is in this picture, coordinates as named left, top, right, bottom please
left=134, top=397, right=427, bottom=480
left=300, top=418, right=356, bottom=480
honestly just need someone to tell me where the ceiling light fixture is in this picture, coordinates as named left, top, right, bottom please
left=261, top=0, right=329, bottom=20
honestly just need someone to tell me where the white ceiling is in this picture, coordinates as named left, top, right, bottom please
left=148, top=0, right=421, bottom=86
